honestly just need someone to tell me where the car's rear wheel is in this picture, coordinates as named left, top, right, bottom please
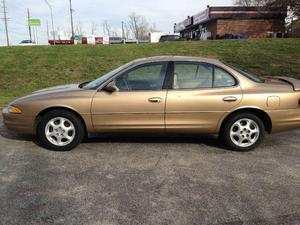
left=220, top=113, right=265, bottom=151
left=37, top=110, right=85, bottom=151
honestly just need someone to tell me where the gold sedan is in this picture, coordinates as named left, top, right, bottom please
left=3, top=56, right=300, bottom=151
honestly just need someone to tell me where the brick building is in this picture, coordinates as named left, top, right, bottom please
left=174, top=6, right=287, bottom=40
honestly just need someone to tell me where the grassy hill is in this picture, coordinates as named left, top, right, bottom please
left=0, top=39, right=300, bottom=107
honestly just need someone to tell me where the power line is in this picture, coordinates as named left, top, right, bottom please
left=1, top=0, right=9, bottom=46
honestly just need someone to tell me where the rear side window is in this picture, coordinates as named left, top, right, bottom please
left=173, top=63, right=236, bottom=89
left=214, top=67, right=237, bottom=87
left=173, top=63, right=213, bottom=89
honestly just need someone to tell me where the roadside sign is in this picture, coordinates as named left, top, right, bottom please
left=103, top=35, right=110, bottom=45
left=29, top=19, right=41, bottom=26
left=87, top=35, right=96, bottom=45
left=74, top=35, right=82, bottom=41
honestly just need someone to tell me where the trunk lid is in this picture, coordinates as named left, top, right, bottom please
left=265, top=76, right=300, bottom=91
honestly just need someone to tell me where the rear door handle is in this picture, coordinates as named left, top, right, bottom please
left=223, top=96, right=238, bottom=102
left=148, top=97, right=163, bottom=103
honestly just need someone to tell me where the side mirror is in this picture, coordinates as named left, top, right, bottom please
left=103, top=81, right=119, bottom=93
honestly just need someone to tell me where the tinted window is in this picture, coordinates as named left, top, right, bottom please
left=226, top=64, right=264, bottom=83
left=116, top=63, right=167, bottom=91
left=173, top=63, right=213, bottom=89
left=214, top=67, right=236, bottom=87
left=83, top=62, right=133, bottom=89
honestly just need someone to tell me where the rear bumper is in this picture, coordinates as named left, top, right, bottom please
left=268, top=108, right=300, bottom=133
left=2, top=108, right=35, bottom=135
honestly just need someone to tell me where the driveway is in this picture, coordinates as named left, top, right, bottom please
left=0, top=118, right=299, bottom=225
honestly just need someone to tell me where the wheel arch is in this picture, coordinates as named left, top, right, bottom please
left=219, top=108, right=272, bottom=134
left=35, top=106, right=88, bottom=137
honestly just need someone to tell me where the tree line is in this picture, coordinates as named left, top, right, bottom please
left=235, top=0, right=300, bottom=18
left=75, top=12, right=157, bottom=40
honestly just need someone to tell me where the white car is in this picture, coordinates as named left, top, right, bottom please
left=18, top=40, right=35, bottom=46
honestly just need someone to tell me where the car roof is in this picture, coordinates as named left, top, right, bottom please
left=132, top=56, right=222, bottom=65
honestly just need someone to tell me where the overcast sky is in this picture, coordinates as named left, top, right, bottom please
left=1, top=0, right=233, bottom=45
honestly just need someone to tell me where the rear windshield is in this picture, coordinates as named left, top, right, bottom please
left=226, top=64, right=264, bottom=83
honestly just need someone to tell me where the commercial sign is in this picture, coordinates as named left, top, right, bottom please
left=193, top=9, right=210, bottom=25
left=184, top=17, right=193, bottom=27
left=29, top=19, right=41, bottom=26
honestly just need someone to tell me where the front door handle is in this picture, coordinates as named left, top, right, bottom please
left=148, top=97, right=163, bottom=103
left=223, top=96, right=238, bottom=102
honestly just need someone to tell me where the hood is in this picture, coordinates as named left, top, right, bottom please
left=33, top=84, right=79, bottom=94
left=11, top=84, right=82, bottom=105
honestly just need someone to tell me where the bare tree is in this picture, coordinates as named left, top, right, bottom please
left=110, top=30, right=119, bottom=37
left=128, top=12, right=149, bottom=40
left=75, top=21, right=84, bottom=35
left=235, top=0, right=257, bottom=6
left=149, top=23, right=159, bottom=32
left=124, top=23, right=130, bottom=40
left=91, top=22, right=98, bottom=35
left=234, top=0, right=299, bottom=17
left=103, top=20, right=111, bottom=36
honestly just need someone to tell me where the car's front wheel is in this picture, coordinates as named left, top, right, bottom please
left=220, top=113, right=265, bottom=151
left=37, top=109, right=85, bottom=151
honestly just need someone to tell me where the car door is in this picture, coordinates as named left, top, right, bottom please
left=91, top=62, right=169, bottom=132
left=166, top=62, right=243, bottom=133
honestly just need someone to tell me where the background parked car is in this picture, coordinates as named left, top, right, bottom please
left=18, top=40, right=35, bottom=46
left=159, top=35, right=182, bottom=42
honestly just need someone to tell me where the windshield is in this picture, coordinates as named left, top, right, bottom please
left=83, top=62, right=133, bottom=89
left=226, top=64, right=264, bottom=83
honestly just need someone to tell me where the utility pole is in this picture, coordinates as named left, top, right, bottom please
left=46, top=20, right=50, bottom=44
left=121, top=21, right=125, bottom=40
left=2, top=0, right=9, bottom=46
left=69, top=0, right=74, bottom=38
left=44, top=0, right=55, bottom=45
left=27, top=8, right=32, bottom=42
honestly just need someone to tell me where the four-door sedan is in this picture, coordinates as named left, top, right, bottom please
left=3, top=56, right=300, bottom=151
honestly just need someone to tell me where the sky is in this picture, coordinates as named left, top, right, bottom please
left=0, top=0, right=233, bottom=46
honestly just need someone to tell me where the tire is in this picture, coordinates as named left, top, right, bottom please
left=220, top=113, right=265, bottom=152
left=37, top=109, right=85, bottom=151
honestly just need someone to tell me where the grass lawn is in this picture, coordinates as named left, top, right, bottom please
left=0, top=39, right=300, bottom=107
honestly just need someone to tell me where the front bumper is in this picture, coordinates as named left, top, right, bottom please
left=2, top=108, right=35, bottom=135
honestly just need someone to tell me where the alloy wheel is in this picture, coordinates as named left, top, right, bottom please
left=230, top=118, right=260, bottom=148
left=45, top=117, right=76, bottom=147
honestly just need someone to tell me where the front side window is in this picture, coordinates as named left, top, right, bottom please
left=173, top=63, right=213, bottom=89
left=115, top=63, right=167, bottom=91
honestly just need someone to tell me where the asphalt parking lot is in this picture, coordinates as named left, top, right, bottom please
left=0, top=118, right=299, bottom=225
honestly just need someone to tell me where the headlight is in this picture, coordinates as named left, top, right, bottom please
left=7, top=105, right=22, bottom=114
